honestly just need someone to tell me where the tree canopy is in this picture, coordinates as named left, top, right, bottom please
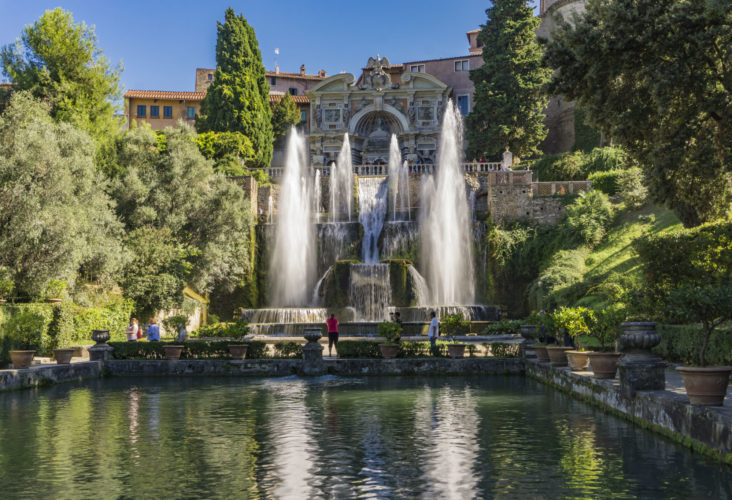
left=271, top=92, right=301, bottom=141
left=543, top=0, right=731, bottom=226
left=466, top=0, right=551, bottom=160
left=197, top=8, right=273, bottom=168
left=0, top=8, right=121, bottom=146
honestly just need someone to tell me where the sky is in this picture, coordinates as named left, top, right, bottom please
left=0, top=1, right=539, bottom=93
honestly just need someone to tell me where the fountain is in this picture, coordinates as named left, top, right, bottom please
left=269, top=129, right=316, bottom=307
left=330, top=134, right=354, bottom=222
left=358, top=176, right=389, bottom=263
left=388, top=135, right=410, bottom=221
left=419, top=101, right=475, bottom=305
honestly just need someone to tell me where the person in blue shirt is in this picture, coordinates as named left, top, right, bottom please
left=147, top=318, right=160, bottom=341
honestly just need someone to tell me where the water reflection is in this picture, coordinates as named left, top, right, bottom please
left=0, top=376, right=728, bottom=499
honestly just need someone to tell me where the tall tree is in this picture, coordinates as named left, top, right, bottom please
left=466, top=0, right=551, bottom=160
left=544, top=0, right=731, bottom=227
left=0, top=8, right=121, bottom=146
left=271, top=92, right=301, bottom=141
left=197, top=8, right=273, bottom=168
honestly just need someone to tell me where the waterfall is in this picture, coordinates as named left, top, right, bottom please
left=380, top=221, right=419, bottom=260
left=419, top=101, right=475, bottom=305
left=269, top=129, right=315, bottom=306
left=358, top=177, right=389, bottom=263
left=313, top=169, right=321, bottom=220
left=388, top=135, right=411, bottom=221
left=268, top=195, right=273, bottom=224
left=349, top=263, right=391, bottom=321
left=330, top=134, right=354, bottom=222
left=406, top=264, right=430, bottom=306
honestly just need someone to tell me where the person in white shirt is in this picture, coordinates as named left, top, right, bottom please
left=124, top=318, right=139, bottom=342
left=429, top=311, right=439, bottom=349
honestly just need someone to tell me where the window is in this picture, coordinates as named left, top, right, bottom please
left=288, top=87, right=298, bottom=96
left=454, top=60, right=470, bottom=71
left=163, top=106, right=173, bottom=118
left=208, top=73, right=213, bottom=81
left=457, top=95, right=470, bottom=116
left=410, top=64, right=425, bottom=73
left=187, top=107, right=196, bottom=119
left=150, top=105, right=159, bottom=118
left=300, top=110, right=307, bottom=123
left=270, top=76, right=277, bottom=85
left=136, top=105, right=146, bottom=117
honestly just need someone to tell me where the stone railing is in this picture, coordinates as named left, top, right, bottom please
left=266, top=162, right=507, bottom=178
left=533, top=181, right=593, bottom=196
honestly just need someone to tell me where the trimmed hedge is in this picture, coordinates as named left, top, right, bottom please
left=109, top=340, right=269, bottom=360
left=653, top=324, right=732, bottom=366
left=337, top=340, right=449, bottom=358
left=273, top=341, right=302, bottom=358
left=482, top=320, right=522, bottom=335
left=588, top=170, right=621, bottom=195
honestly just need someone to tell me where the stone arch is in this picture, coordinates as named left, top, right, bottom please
left=349, top=104, right=409, bottom=135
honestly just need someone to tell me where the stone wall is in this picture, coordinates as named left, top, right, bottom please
left=0, top=362, right=102, bottom=392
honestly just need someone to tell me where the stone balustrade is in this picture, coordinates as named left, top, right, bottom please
left=265, top=162, right=506, bottom=179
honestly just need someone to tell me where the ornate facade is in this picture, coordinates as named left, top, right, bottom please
left=306, top=56, right=451, bottom=166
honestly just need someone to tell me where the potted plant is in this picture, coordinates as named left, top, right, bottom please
left=223, top=320, right=250, bottom=359
left=545, top=307, right=587, bottom=367
left=667, top=285, right=731, bottom=406
left=585, top=304, right=625, bottom=379
left=441, top=313, right=469, bottom=359
left=43, top=280, right=67, bottom=303
left=163, top=344, right=185, bottom=360
left=7, top=311, right=43, bottom=369
left=554, top=307, right=595, bottom=371
left=378, top=321, right=402, bottom=359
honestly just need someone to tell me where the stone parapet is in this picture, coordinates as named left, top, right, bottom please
left=0, top=361, right=102, bottom=392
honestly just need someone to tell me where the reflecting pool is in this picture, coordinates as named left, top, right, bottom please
left=0, top=376, right=729, bottom=498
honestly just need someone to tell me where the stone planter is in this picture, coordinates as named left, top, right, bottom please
left=228, top=344, right=248, bottom=360
left=53, top=348, right=75, bottom=365
left=676, top=366, right=732, bottom=406
left=379, top=344, right=399, bottom=359
left=546, top=346, right=572, bottom=367
left=10, top=350, right=35, bottom=369
left=91, top=329, right=110, bottom=345
left=618, top=321, right=665, bottom=397
left=163, top=345, right=184, bottom=360
left=534, top=345, right=550, bottom=363
left=520, top=325, right=537, bottom=340
left=587, top=352, right=621, bottom=379
left=566, top=350, right=590, bottom=371
left=447, top=344, right=466, bottom=359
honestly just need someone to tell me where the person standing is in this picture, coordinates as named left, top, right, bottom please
left=394, top=311, right=402, bottom=326
left=326, top=313, right=339, bottom=357
left=429, top=311, right=439, bottom=350
left=125, top=318, right=139, bottom=342
left=146, top=318, right=160, bottom=341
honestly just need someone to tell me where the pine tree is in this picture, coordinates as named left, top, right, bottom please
left=466, top=0, right=551, bottom=161
left=197, top=8, right=273, bottom=168
left=271, top=92, right=301, bottom=141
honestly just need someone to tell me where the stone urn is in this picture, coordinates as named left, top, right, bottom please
left=9, top=350, right=35, bottom=369
left=53, top=348, right=75, bottom=365
left=447, top=344, right=466, bottom=359
left=676, top=366, right=732, bottom=406
left=228, top=344, right=248, bottom=360
left=163, top=345, right=184, bottom=360
left=617, top=322, right=666, bottom=396
left=379, top=344, right=399, bottom=359
left=534, top=345, right=550, bottom=363
left=91, top=329, right=110, bottom=345
left=566, top=351, right=590, bottom=371
left=546, top=346, right=573, bottom=367
left=520, top=325, right=537, bottom=359
left=587, top=352, right=622, bottom=379
left=520, top=324, right=537, bottom=340
left=302, top=327, right=324, bottom=368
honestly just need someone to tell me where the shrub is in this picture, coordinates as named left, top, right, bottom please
left=336, top=340, right=381, bottom=358
left=162, top=315, right=188, bottom=337
left=482, top=320, right=522, bottom=335
left=588, top=170, right=621, bottom=196
left=580, top=147, right=628, bottom=177
left=654, top=324, right=732, bottom=367
left=587, top=304, right=626, bottom=351
left=109, top=340, right=268, bottom=359
left=377, top=321, right=402, bottom=344
left=618, top=167, right=648, bottom=209
left=527, top=247, right=589, bottom=311
left=490, top=342, right=521, bottom=358
left=441, top=313, right=470, bottom=339
left=43, top=280, right=68, bottom=300
left=551, top=306, right=595, bottom=348
left=273, top=341, right=302, bottom=359
left=194, top=321, right=250, bottom=338
left=563, top=191, right=614, bottom=246
left=531, top=152, right=586, bottom=181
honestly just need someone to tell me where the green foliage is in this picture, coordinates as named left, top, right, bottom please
left=617, top=167, right=648, bottom=209
left=193, top=321, right=250, bottom=339
left=196, top=131, right=255, bottom=173
left=0, top=92, right=126, bottom=299
left=377, top=321, right=403, bottom=344
left=109, top=340, right=267, bottom=360
left=530, top=147, right=628, bottom=182
left=272, top=341, right=301, bottom=358
left=654, top=324, right=732, bottom=367
left=564, top=191, right=614, bottom=246
left=271, top=92, right=300, bottom=140
left=482, top=320, right=522, bottom=335
left=197, top=8, right=273, bottom=168
left=162, top=315, right=188, bottom=336
left=249, top=169, right=272, bottom=186
left=489, top=342, right=521, bottom=358
left=587, top=303, right=626, bottom=351
left=466, top=0, right=551, bottom=160
left=42, top=280, right=67, bottom=300
left=0, top=8, right=121, bottom=148
left=544, top=0, right=732, bottom=226
left=334, top=340, right=381, bottom=358
left=440, top=313, right=470, bottom=338
left=588, top=171, right=621, bottom=196
left=0, top=277, right=14, bottom=300
left=527, top=247, right=589, bottom=311
left=70, top=299, right=134, bottom=342
left=323, top=260, right=356, bottom=308
left=388, top=260, right=417, bottom=307
left=573, top=106, right=602, bottom=152
left=551, top=306, right=595, bottom=348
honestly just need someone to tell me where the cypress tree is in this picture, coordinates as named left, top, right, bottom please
left=271, top=92, right=301, bottom=141
left=466, top=0, right=550, bottom=161
left=197, top=8, right=273, bottom=168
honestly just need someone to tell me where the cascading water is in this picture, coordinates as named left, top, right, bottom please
left=349, top=263, right=391, bottom=321
left=388, top=135, right=411, bottom=221
left=358, top=177, right=389, bottom=263
left=330, top=134, right=354, bottom=222
left=419, top=100, right=475, bottom=305
left=269, top=129, right=315, bottom=306
left=313, top=169, right=321, bottom=220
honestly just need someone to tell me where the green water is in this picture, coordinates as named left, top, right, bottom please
left=0, top=376, right=729, bottom=499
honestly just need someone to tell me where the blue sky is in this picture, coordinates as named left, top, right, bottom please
left=0, top=1, right=538, bottom=92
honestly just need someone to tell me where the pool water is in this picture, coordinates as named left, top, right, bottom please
left=0, top=376, right=729, bottom=499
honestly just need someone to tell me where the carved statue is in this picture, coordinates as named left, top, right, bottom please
left=408, top=102, right=416, bottom=124
left=363, top=55, right=392, bottom=90
left=342, top=104, right=350, bottom=125
left=314, top=105, right=322, bottom=129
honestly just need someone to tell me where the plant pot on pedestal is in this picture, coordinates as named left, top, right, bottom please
left=53, top=348, right=75, bottom=365
left=534, top=345, right=550, bottom=363
left=546, top=346, right=573, bottom=367
left=676, top=366, right=732, bottom=406
left=447, top=344, right=466, bottom=359
left=10, top=350, right=35, bottom=369
left=587, top=352, right=621, bottom=379
left=228, top=344, right=248, bottom=360
left=566, top=351, right=590, bottom=371
left=163, top=345, right=184, bottom=360
left=379, top=344, right=399, bottom=359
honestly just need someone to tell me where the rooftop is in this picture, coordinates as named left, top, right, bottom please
left=269, top=93, right=310, bottom=104
left=124, top=90, right=205, bottom=100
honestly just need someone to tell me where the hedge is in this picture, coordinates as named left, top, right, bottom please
left=109, top=340, right=269, bottom=360
left=336, top=340, right=449, bottom=358
left=587, top=170, right=621, bottom=196
left=653, top=324, right=732, bottom=366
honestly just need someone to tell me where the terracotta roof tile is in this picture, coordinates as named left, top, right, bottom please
left=124, top=90, right=205, bottom=100
left=269, top=93, right=310, bottom=104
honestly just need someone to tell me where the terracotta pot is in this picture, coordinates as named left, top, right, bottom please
left=534, top=345, right=550, bottom=363
left=448, top=344, right=466, bottom=359
left=53, top=348, right=75, bottom=365
left=10, top=350, right=35, bottom=369
left=676, top=366, right=732, bottom=406
left=546, top=346, right=573, bottom=367
left=229, top=344, right=249, bottom=360
left=379, top=344, right=399, bottom=359
left=163, top=345, right=184, bottom=360
left=587, top=352, right=621, bottom=379
left=566, top=350, right=590, bottom=371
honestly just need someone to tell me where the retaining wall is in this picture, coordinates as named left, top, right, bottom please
left=0, top=362, right=102, bottom=392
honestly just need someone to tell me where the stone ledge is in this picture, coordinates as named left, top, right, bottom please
left=526, top=360, right=732, bottom=465
left=0, top=361, right=102, bottom=392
